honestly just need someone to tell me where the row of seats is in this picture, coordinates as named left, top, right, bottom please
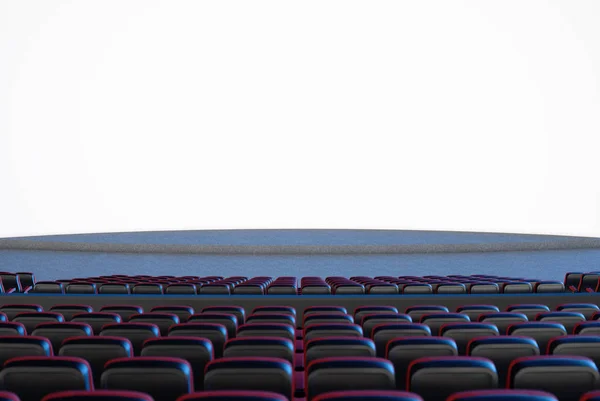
left=0, top=353, right=599, bottom=401
left=4, top=389, right=600, bottom=401
left=1, top=272, right=572, bottom=294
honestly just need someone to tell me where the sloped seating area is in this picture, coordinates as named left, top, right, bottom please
left=0, top=302, right=598, bottom=401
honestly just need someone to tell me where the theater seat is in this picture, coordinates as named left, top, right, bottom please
left=223, top=337, right=294, bottom=364
left=12, top=313, right=65, bottom=335
left=237, top=324, right=295, bottom=341
left=99, top=323, right=160, bottom=356
left=59, top=337, right=133, bottom=389
left=150, top=306, right=194, bottom=323
left=0, top=323, right=26, bottom=337
left=305, top=338, right=376, bottom=366
left=177, top=391, right=288, bottom=401
left=372, top=324, right=431, bottom=358
left=548, top=336, right=600, bottom=366
left=440, top=323, right=499, bottom=355
left=506, top=305, right=550, bottom=321
left=420, top=314, right=470, bottom=336
left=0, top=337, right=53, bottom=366
left=407, top=357, right=498, bottom=401
left=129, top=314, right=180, bottom=336
left=246, top=314, right=296, bottom=327
left=361, top=314, right=412, bottom=339
left=386, top=337, right=458, bottom=390
left=455, top=306, right=500, bottom=321
left=41, top=390, right=154, bottom=401
left=188, top=314, right=238, bottom=340
left=447, top=390, right=558, bottom=401
left=70, top=313, right=122, bottom=335
left=306, top=357, right=396, bottom=401
left=0, top=392, right=20, bottom=401
left=507, top=323, right=567, bottom=354
left=405, top=306, right=449, bottom=322
left=354, top=306, right=399, bottom=325
left=478, top=313, right=528, bottom=335
left=204, top=357, right=293, bottom=401
left=141, top=337, right=214, bottom=390
left=0, top=357, right=93, bottom=401
left=0, top=305, right=43, bottom=322
left=312, top=390, right=424, bottom=401
left=98, top=306, right=143, bottom=323
left=101, top=357, right=193, bottom=401
left=535, top=312, right=586, bottom=334
left=168, top=323, right=228, bottom=359
left=467, top=336, right=540, bottom=387
left=49, top=306, right=94, bottom=322
left=31, top=323, right=92, bottom=353
left=251, top=306, right=296, bottom=317
left=508, top=356, right=600, bottom=401
left=304, top=324, right=363, bottom=341
left=201, top=307, right=245, bottom=325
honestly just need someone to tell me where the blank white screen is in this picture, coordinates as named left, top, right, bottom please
left=1, top=0, right=600, bottom=238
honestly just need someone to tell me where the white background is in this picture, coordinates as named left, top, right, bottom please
left=1, top=0, right=600, bottom=239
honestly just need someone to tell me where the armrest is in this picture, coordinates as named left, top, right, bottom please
left=6, top=288, right=15, bottom=294
left=23, top=286, right=32, bottom=293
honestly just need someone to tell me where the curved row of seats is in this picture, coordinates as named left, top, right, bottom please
left=0, top=272, right=572, bottom=295
left=0, top=353, right=600, bottom=401
left=2, top=389, right=600, bottom=401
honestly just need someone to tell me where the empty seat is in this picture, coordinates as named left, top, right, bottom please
left=70, top=313, right=122, bottom=335
left=246, top=314, right=296, bottom=327
left=0, top=356, right=93, bottom=401
left=168, top=323, right=228, bottom=359
left=447, top=390, right=558, bottom=401
left=132, top=284, right=164, bottom=294
left=177, top=391, right=288, bottom=401
left=0, top=337, right=53, bottom=366
left=556, top=304, right=599, bottom=320
left=508, top=356, right=600, bottom=401
left=188, top=314, right=238, bottom=340
left=479, top=313, right=528, bottom=335
left=467, top=336, right=539, bottom=386
left=386, top=337, right=458, bottom=390
left=251, top=306, right=296, bottom=317
left=312, top=390, right=423, bottom=401
left=49, top=306, right=93, bottom=322
left=507, top=323, right=567, bottom=354
left=304, top=314, right=354, bottom=327
left=0, top=391, right=19, bottom=401
left=150, top=306, right=194, bottom=323
left=101, top=357, right=193, bottom=401
left=98, top=284, right=130, bottom=295
left=407, top=357, right=498, bottom=401
left=12, top=313, right=65, bottom=335
left=506, top=305, right=550, bottom=321
left=372, top=324, right=431, bottom=358
left=304, top=307, right=348, bottom=317
left=405, top=306, right=449, bottom=322
left=237, top=324, right=295, bottom=341
left=354, top=306, right=399, bottom=324
left=440, top=323, right=499, bottom=354
left=99, top=306, right=143, bottom=322
left=201, top=306, right=245, bottom=325
left=575, top=322, right=600, bottom=336
left=141, top=337, right=213, bottom=390
left=304, top=324, right=363, bottom=341
left=456, top=306, right=500, bottom=321
left=41, top=390, right=154, bottom=401
left=64, top=283, right=97, bottom=295
left=129, top=314, right=180, bottom=336
left=535, top=312, right=586, bottom=334
left=0, top=323, right=26, bottom=337
left=99, top=323, right=160, bottom=356
left=223, top=337, right=294, bottom=364
left=59, top=337, right=133, bottom=388
left=548, top=336, right=600, bottom=365
left=420, top=314, right=470, bottom=336
left=166, top=284, right=198, bottom=295
left=31, top=282, right=64, bottom=294
left=306, top=357, right=395, bottom=401
left=305, top=337, right=375, bottom=365
left=361, top=314, right=412, bottom=339
left=204, top=357, right=293, bottom=401
left=31, top=323, right=92, bottom=353
left=0, top=305, right=43, bottom=321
